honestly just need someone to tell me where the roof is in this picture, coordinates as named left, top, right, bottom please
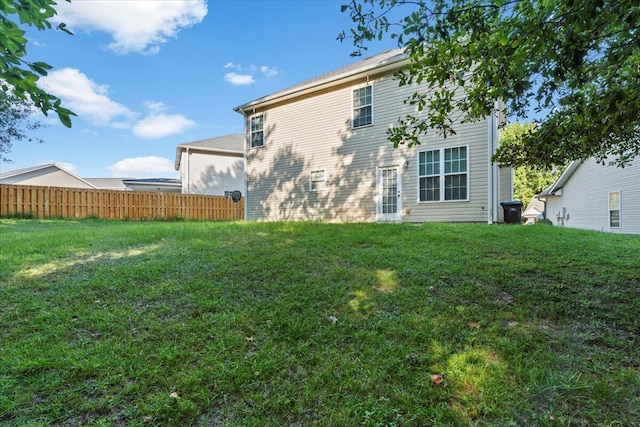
left=523, top=196, right=545, bottom=218
left=233, top=49, right=408, bottom=113
left=84, top=178, right=130, bottom=190
left=536, top=160, right=582, bottom=198
left=175, top=134, right=245, bottom=170
left=122, top=178, right=181, bottom=186
left=0, top=163, right=98, bottom=188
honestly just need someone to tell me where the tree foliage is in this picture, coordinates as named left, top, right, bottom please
left=340, top=0, right=640, bottom=168
left=0, top=93, right=45, bottom=163
left=500, top=122, right=563, bottom=204
left=1, top=0, right=75, bottom=127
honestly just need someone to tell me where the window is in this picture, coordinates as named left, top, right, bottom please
left=418, top=146, right=468, bottom=202
left=250, top=114, right=264, bottom=148
left=310, top=169, right=326, bottom=191
left=352, top=85, right=372, bottom=128
left=609, top=191, right=620, bottom=228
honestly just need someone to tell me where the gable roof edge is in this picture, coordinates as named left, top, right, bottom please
left=233, top=49, right=408, bottom=113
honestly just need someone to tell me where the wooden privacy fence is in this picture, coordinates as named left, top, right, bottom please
left=0, top=184, right=244, bottom=221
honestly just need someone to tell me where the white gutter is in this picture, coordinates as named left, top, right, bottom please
left=233, top=55, right=409, bottom=113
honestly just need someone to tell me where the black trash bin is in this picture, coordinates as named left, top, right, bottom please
left=500, top=201, right=523, bottom=224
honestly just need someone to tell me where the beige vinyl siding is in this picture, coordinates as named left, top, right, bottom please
left=545, top=158, right=639, bottom=234
left=0, top=166, right=94, bottom=189
left=245, top=69, right=494, bottom=222
left=180, top=150, right=243, bottom=196
left=498, top=165, right=514, bottom=223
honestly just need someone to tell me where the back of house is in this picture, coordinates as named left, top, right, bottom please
left=541, top=158, right=640, bottom=234
left=234, top=49, right=512, bottom=223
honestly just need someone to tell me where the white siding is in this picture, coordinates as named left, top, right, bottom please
left=180, top=151, right=243, bottom=196
left=545, top=158, right=640, bottom=234
left=244, top=70, right=501, bottom=222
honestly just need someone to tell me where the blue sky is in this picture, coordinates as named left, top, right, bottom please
left=4, top=0, right=397, bottom=178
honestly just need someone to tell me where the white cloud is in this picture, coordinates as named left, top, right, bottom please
left=223, top=63, right=278, bottom=85
left=55, top=0, right=207, bottom=54
left=260, top=66, right=278, bottom=77
left=224, top=72, right=255, bottom=86
left=133, top=102, right=196, bottom=139
left=39, top=68, right=135, bottom=125
left=107, top=156, right=176, bottom=178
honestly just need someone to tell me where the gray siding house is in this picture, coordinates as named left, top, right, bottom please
left=175, top=134, right=244, bottom=196
left=539, top=158, right=639, bottom=234
left=234, top=49, right=512, bottom=223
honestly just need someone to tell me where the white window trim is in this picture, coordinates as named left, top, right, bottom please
left=249, top=113, right=265, bottom=148
left=608, top=190, right=621, bottom=228
left=309, top=169, right=327, bottom=191
left=417, top=145, right=470, bottom=203
left=351, top=84, right=374, bottom=129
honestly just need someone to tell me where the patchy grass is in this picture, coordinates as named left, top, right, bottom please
left=0, top=219, right=638, bottom=426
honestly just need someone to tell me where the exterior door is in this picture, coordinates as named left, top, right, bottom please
left=377, top=166, right=402, bottom=222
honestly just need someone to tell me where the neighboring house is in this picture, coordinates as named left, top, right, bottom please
left=175, top=134, right=244, bottom=196
left=522, top=196, right=544, bottom=225
left=234, top=49, right=512, bottom=223
left=538, top=158, right=639, bottom=234
left=122, top=178, right=182, bottom=193
left=84, top=178, right=129, bottom=190
left=0, top=163, right=98, bottom=189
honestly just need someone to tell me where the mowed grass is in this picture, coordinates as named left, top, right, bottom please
left=0, top=219, right=638, bottom=426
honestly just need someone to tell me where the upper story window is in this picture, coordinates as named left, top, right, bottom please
left=418, top=146, right=468, bottom=202
left=310, top=169, right=327, bottom=191
left=352, top=85, right=373, bottom=128
left=250, top=114, right=264, bottom=148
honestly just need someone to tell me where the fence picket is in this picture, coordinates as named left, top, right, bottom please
left=0, top=184, right=244, bottom=221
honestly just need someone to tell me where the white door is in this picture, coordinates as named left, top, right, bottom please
left=377, top=166, right=402, bottom=222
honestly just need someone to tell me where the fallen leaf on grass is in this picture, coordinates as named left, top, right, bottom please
left=143, top=416, right=153, bottom=423
left=430, top=374, right=445, bottom=386
left=468, top=321, right=480, bottom=329
left=169, top=392, right=180, bottom=399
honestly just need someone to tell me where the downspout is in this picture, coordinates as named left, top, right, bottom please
left=186, top=147, right=190, bottom=194
left=238, top=109, right=248, bottom=222
left=487, top=101, right=500, bottom=224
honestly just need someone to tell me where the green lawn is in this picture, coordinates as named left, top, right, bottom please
left=0, top=219, right=638, bottom=426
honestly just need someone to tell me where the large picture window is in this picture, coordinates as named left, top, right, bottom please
left=250, top=114, right=264, bottom=148
left=419, top=146, right=468, bottom=202
left=609, top=191, right=620, bottom=228
left=352, top=85, right=372, bottom=128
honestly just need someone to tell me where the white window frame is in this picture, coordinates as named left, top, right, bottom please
left=309, top=169, right=327, bottom=191
left=250, top=113, right=264, bottom=148
left=351, top=84, right=373, bottom=129
left=417, top=145, right=469, bottom=203
left=608, top=191, right=621, bottom=228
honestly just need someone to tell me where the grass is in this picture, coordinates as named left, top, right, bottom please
left=0, top=219, right=638, bottom=426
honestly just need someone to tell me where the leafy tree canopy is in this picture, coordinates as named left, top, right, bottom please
left=340, top=0, right=640, bottom=168
left=500, top=122, right=564, bottom=204
left=1, top=0, right=75, bottom=127
left=0, top=93, right=45, bottom=163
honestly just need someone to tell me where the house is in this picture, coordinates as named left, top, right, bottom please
left=122, top=178, right=182, bottom=193
left=0, top=163, right=100, bottom=189
left=174, top=134, right=244, bottom=196
left=537, top=158, right=639, bottom=234
left=233, top=49, right=512, bottom=223
left=522, top=196, right=544, bottom=224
